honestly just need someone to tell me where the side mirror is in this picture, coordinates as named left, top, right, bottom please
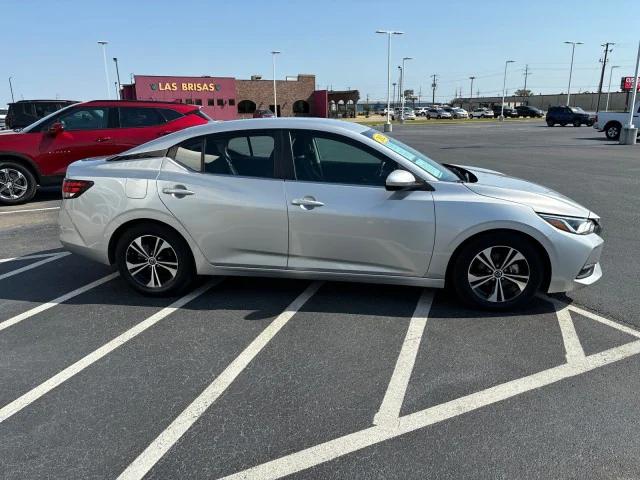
left=48, top=122, right=64, bottom=136
left=385, top=169, right=423, bottom=191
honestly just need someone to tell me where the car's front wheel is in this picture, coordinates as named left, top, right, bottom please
left=452, top=233, right=543, bottom=310
left=115, top=223, right=195, bottom=296
left=0, top=161, right=37, bottom=205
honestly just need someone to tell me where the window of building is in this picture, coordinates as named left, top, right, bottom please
left=237, top=100, right=257, bottom=114
left=289, top=131, right=396, bottom=186
left=173, top=137, right=203, bottom=171
left=217, top=98, right=224, bottom=107
left=228, top=99, right=235, bottom=106
left=203, top=133, right=275, bottom=178
left=195, top=99, right=202, bottom=106
left=207, top=98, right=215, bottom=106
left=185, top=99, right=193, bottom=105
left=118, top=107, right=165, bottom=128
left=292, top=100, right=310, bottom=114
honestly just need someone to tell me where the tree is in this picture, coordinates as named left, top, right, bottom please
left=515, top=89, right=532, bottom=97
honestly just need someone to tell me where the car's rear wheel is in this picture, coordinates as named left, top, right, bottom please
left=546, top=119, right=554, bottom=127
left=452, top=233, right=543, bottom=310
left=0, top=161, right=37, bottom=205
left=573, top=119, right=581, bottom=127
left=605, top=122, right=621, bottom=140
left=115, top=223, right=195, bottom=296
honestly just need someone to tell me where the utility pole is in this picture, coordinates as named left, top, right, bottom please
left=431, top=74, right=438, bottom=104
left=596, top=42, right=615, bottom=113
left=113, top=57, right=122, bottom=99
left=523, top=64, right=531, bottom=92
left=8, top=76, right=15, bottom=102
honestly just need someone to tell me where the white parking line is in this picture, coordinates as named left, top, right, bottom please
left=568, top=305, right=640, bottom=339
left=373, top=290, right=434, bottom=426
left=220, top=339, right=640, bottom=480
left=0, top=206, right=61, bottom=215
left=0, top=272, right=119, bottom=333
left=0, top=252, right=61, bottom=264
left=117, top=281, right=323, bottom=480
left=554, top=302, right=586, bottom=363
left=0, top=279, right=220, bottom=423
left=0, top=252, right=70, bottom=282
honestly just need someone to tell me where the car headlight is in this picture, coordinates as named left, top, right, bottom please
left=538, top=213, right=600, bottom=235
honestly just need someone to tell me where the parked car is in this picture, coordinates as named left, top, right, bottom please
left=469, top=108, right=494, bottom=118
left=5, top=100, right=77, bottom=130
left=516, top=105, right=544, bottom=118
left=426, top=108, right=452, bottom=119
left=491, top=105, right=519, bottom=118
left=0, top=100, right=211, bottom=205
left=253, top=109, right=275, bottom=118
left=593, top=101, right=640, bottom=140
left=60, top=118, right=603, bottom=310
left=391, top=108, right=417, bottom=120
left=546, top=106, right=593, bottom=127
left=415, top=107, right=429, bottom=117
left=451, top=107, right=469, bottom=119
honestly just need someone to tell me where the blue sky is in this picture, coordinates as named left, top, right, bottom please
left=3, top=0, right=639, bottom=106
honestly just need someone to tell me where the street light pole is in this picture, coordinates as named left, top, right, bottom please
left=97, top=41, right=111, bottom=99
left=564, top=41, right=583, bottom=106
left=606, top=65, right=620, bottom=112
left=8, top=76, right=15, bottom=103
left=500, top=60, right=515, bottom=120
left=399, top=57, right=412, bottom=122
left=620, top=40, right=640, bottom=145
left=271, top=51, right=280, bottom=117
left=376, top=29, right=404, bottom=132
left=469, top=76, right=475, bottom=109
left=113, top=57, right=122, bottom=99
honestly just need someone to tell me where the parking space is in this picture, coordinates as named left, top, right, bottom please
left=1, top=122, right=640, bottom=479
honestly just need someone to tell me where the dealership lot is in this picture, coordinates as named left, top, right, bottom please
left=1, top=121, right=640, bottom=479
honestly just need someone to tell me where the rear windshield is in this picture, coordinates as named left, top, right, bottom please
left=362, top=129, right=458, bottom=182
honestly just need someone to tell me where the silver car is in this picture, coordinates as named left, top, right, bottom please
left=59, top=118, right=603, bottom=309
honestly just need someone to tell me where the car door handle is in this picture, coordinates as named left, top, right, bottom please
left=162, top=187, right=195, bottom=197
left=291, top=197, right=324, bottom=209
left=95, top=136, right=112, bottom=142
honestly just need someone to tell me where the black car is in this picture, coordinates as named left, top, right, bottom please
left=515, top=105, right=544, bottom=118
left=546, top=106, right=593, bottom=127
left=5, top=99, right=77, bottom=130
left=491, top=105, right=519, bottom=118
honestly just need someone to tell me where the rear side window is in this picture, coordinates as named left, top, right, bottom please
left=158, top=108, right=184, bottom=122
left=173, top=137, right=203, bottom=171
left=119, top=107, right=165, bottom=128
left=203, top=133, right=275, bottom=178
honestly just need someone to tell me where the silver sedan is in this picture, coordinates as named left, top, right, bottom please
left=59, top=118, right=603, bottom=309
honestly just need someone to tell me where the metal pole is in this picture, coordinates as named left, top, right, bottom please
left=500, top=60, right=514, bottom=120
left=606, top=65, right=619, bottom=112
left=469, top=76, right=475, bottom=109
left=392, top=83, right=396, bottom=110
left=596, top=42, right=614, bottom=113
left=271, top=51, right=280, bottom=117
left=567, top=44, right=575, bottom=106
left=620, top=40, right=640, bottom=144
left=399, top=66, right=404, bottom=122
left=113, top=57, right=122, bottom=99
left=98, top=41, right=111, bottom=99
left=8, top=76, right=15, bottom=103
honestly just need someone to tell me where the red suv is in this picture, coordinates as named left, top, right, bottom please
left=0, top=100, right=211, bottom=205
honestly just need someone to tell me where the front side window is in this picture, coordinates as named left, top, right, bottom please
left=203, top=133, right=276, bottom=178
left=290, top=131, right=397, bottom=186
left=58, top=107, right=109, bottom=131
left=119, top=107, right=165, bottom=128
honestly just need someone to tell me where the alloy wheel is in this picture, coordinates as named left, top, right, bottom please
left=467, top=246, right=530, bottom=303
left=125, top=235, right=179, bottom=289
left=0, top=168, right=28, bottom=201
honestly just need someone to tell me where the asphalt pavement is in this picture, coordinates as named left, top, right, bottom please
left=0, top=120, right=639, bottom=479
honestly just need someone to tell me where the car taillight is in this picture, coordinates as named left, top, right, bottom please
left=62, top=179, right=94, bottom=199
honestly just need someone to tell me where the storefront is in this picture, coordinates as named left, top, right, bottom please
left=121, top=74, right=331, bottom=120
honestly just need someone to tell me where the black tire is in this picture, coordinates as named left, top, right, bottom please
left=115, top=223, right=196, bottom=296
left=546, top=119, right=554, bottom=127
left=451, top=233, right=543, bottom=310
left=605, top=122, right=621, bottom=140
left=560, top=122, right=567, bottom=127
left=0, top=160, right=37, bottom=205
left=426, top=115, right=431, bottom=120
left=573, top=120, right=581, bottom=127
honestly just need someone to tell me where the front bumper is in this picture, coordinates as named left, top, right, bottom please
left=547, top=231, right=604, bottom=294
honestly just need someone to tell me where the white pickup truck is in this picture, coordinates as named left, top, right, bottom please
left=593, top=101, right=640, bottom=139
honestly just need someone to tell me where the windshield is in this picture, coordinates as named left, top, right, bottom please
left=21, top=103, right=77, bottom=132
left=362, top=129, right=459, bottom=182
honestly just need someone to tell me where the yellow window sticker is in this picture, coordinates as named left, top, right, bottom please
left=372, top=132, right=389, bottom=145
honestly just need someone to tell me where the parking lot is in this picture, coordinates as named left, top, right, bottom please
left=1, top=120, right=640, bottom=479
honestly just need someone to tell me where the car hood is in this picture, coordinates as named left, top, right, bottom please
left=456, top=164, right=594, bottom=218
